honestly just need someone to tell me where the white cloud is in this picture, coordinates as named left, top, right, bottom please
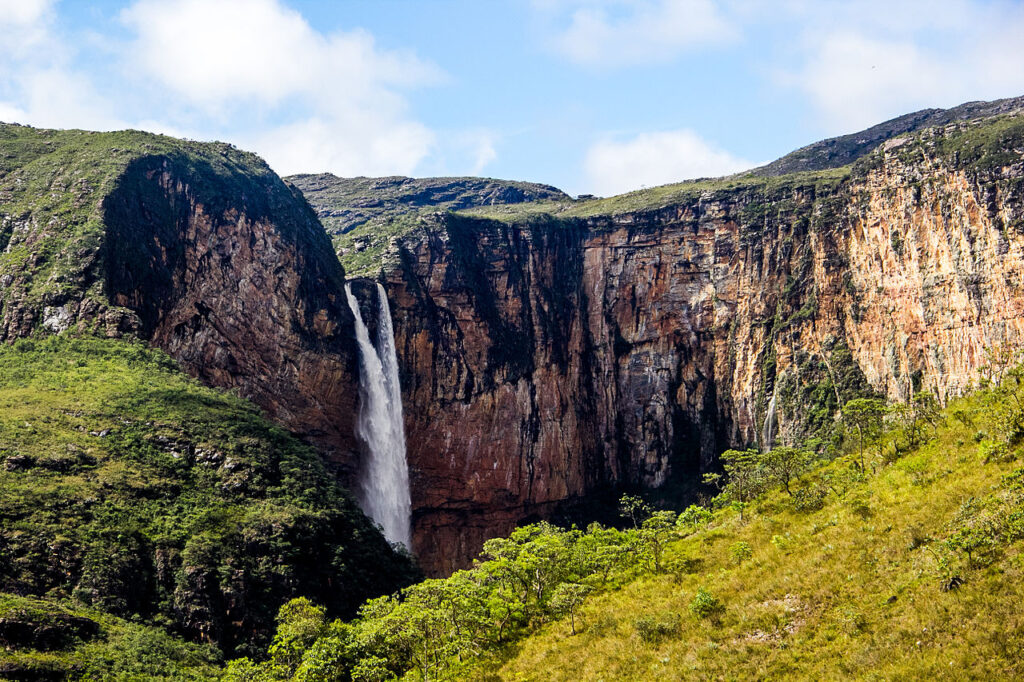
left=0, top=0, right=51, bottom=27
left=118, top=0, right=444, bottom=176
left=539, top=0, right=737, bottom=67
left=0, top=1, right=124, bottom=130
left=249, top=116, right=435, bottom=178
left=120, top=0, right=440, bottom=110
left=777, top=1, right=1024, bottom=133
left=583, top=129, right=754, bottom=195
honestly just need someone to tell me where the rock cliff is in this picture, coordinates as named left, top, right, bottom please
left=0, top=125, right=363, bottom=469
left=6, top=107, right=1024, bottom=580
left=360, top=115, right=1024, bottom=573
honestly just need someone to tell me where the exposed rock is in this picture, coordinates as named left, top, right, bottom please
left=375, top=118, right=1024, bottom=573
left=101, top=156, right=364, bottom=470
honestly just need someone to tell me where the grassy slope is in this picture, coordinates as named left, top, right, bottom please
left=462, top=166, right=851, bottom=223
left=0, top=594, right=222, bottom=681
left=496, top=385, right=1024, bottom=680
left=0, top=336, right=414, bottom=675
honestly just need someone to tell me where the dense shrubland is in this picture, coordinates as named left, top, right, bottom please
left=232, top=349, right=1024, bottom=681
left=0, top=336, right=417, bottom=679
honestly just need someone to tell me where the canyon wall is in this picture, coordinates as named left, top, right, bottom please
left=7, top=119, right=1024, bottom=578
left=101, top=154, right=365, bottom=469
left=382, top=123, right=1024, bottom=573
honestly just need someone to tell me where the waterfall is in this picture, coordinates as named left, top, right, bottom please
left=344, top=282, right=412, bottom=549
left=762, top=386, right=779, bottom=451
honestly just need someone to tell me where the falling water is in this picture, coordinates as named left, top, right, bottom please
left=344, top=282, right=412, bottom=549
left=762, top=386, right=779, bottom=451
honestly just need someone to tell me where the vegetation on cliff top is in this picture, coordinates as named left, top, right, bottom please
left=285, top=173, right=569, bottom=277
left=291, top=107, right=1024, bottom=280
left=228, top=355, right=1024, bottom=680
left=0, top=123, right=293, bottom=338
left=0, top=336, right=417, bottom=678
left=750, top=94, right=1024, bottom=177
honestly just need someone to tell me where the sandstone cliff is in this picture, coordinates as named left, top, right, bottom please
left=0, top=125, right=363, bottom=469
left=359, top=115, right=1024, bottom=573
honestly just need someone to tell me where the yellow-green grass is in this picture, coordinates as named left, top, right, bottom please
left=496, top=388, right=1024, bottom=680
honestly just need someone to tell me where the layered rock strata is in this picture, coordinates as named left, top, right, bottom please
left=379, top=121, right=1024, bottom=573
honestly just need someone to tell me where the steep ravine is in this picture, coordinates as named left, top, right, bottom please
left=372, top=120, right=1024, bottom=574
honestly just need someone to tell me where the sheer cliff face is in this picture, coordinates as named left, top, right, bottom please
left=385, top=127, right=1024, bottom=574
left=0, top=129, right=362, bottom=469
left=101, top=155, right=364, bottom=467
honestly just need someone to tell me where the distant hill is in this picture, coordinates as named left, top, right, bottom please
left=286, top=173, right=569, bottom=236
left=752, top=95, right=1024, bottom=177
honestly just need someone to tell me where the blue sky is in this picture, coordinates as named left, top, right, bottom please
left=2, top=0, right=1024, bottom=196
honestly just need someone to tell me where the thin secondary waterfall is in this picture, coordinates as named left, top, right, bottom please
left=762, top=385, right=779, bottom=451
left=344, top=282, right=412, bottom=549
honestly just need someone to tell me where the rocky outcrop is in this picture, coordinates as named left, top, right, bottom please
left=0, top=126, right=364, bottom=469
left=752, top=95, right=1024, bottom=177
left=376, top=118, right=1024, bottom=574
left=101, top=154, right=364, bottom=468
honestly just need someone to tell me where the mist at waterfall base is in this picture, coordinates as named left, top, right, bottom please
left=344, top=282, right=413, bottom=550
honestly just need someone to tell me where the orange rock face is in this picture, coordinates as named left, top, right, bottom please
left=387, top=142, right=1024, bottom=574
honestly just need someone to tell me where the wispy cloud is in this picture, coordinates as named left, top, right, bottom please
left=537, top=0, right=737, bottom=68
left=774, top=0, right=1024, bottom=133
left=583, top=129, right=754, bottom=195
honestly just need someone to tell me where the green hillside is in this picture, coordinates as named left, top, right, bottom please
left=228, top=359, right=1024, bottom=681
left=0, top=123, right=289, bottom=339
left=0, top=336, right=417, bottom=679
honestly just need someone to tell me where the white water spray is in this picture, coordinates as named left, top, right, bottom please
left=762, top=385, right=779, bottom=451
left=344, top=282, right=412, bottom=549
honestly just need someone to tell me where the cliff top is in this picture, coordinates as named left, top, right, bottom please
left=286, top=172, right=569, bottom=235
left=464, top=110, right=1024, bottom=224
left=288, top=97, right=1024, bottom=277
left=0, top=123, right=330, bottom=341
left=751, top=94, right=1024, bottom=177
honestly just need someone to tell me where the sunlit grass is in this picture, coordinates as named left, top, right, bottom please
left=497, top=387, right=1024, bottom=680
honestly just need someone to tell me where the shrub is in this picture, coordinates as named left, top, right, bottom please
left=979, top=439, right=1012, bottom=463
left=676, top=504, right=712, bottom=532
left=848, top=495, right=873, bottom=520
left=729, top=541, right=753, bottom=565
left=689, top=588, right=724, bottom=621
left=792, top=485, right=827, bottom=512
left=633, top=612, right=681, bottom=643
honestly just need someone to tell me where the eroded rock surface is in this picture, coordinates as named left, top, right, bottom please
left=379, top=121, right=1024, bottom=573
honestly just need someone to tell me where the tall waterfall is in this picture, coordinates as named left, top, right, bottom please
left=344, top=282, right=412, bottom=549
left=762, top=385, right=779, bottom=452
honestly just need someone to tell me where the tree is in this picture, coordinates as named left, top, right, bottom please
left=638, top=510, right=678, bottom=573
left=705, top=449, right=767, bottom=519
left=549, top=582, right=591, bottom=635
left=842, top=398, right=888, bottom=470
left=762, top=446, right=812, bottom=495
left=267, top=597, right=327, bottom=676
left=893, top=391, right=941, bottom=450
left=618, top=494, right=651, bottom=528
left=676, top=504, right=712, bottom=533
